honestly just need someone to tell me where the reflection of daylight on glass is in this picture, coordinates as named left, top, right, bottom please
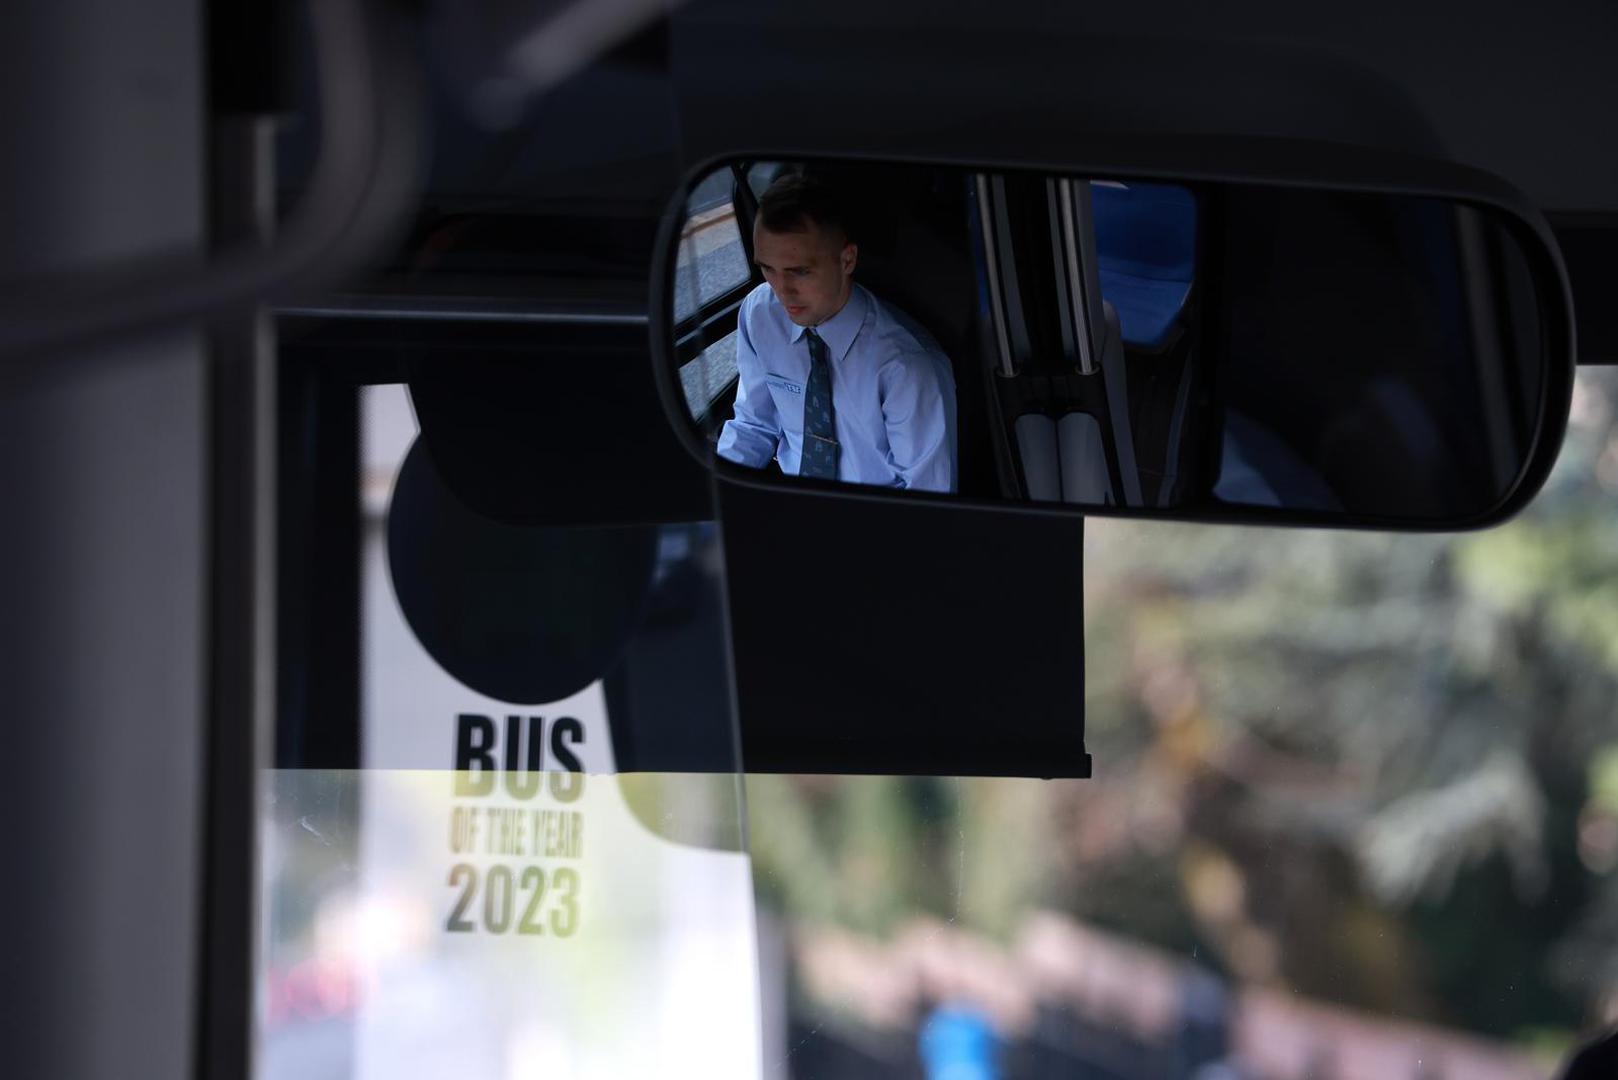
left=672, top=174, right=747, bottom=416
left=674, top=230, right=703, bottom=324
left=672, top=181, right=748, bottom=324
left=679, top=329, right=738, bottom=417
left=260, top=770, right=761, bottom=1080
left=331, top=892, right=432, bottom=964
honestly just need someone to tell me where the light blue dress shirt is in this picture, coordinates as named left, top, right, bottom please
left=717, top=282, right=957, bottom=493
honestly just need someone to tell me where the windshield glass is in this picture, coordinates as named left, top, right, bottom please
left=259, top=378, right=758, bottom=1079
left=259, top=355, right=1618, bottom=1079
left=744, top=369, right=1618, bottom=1080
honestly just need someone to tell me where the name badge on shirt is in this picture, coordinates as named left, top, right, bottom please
left=764, top=374, right=803, bottom=395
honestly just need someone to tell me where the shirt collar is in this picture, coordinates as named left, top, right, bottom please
left=789, top=283, right=870, bottom=364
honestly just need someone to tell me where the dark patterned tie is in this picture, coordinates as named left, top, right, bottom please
left=800, top=328, right=839, bottom=479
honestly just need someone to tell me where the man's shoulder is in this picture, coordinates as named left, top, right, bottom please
left=742, top=282, right=798, bottom=344
left=740, top=281, right=777, bottom=320
left=862, top=288, right=949, bottom=367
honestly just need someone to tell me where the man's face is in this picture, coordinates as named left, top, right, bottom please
left=753, top=217, right=857, bottom=327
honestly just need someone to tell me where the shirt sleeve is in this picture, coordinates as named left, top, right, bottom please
left=880, top=349, right=956, bottom=493
left=716, top=293, right=782, bottom=469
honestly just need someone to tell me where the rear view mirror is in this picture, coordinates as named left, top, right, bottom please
left=651, top=158, right=1574, bottom=529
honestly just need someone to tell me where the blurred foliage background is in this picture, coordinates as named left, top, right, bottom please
left=746, top=367, right=1618, bottom=1056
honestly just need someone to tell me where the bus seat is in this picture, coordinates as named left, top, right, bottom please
left=1058, top=412, right=1114, bottom=503
left=1092, top=182, right=1197, bottom=351
left=1015, top=414, right=1061, bottom=501
left=1013, top=411, right=1116, bottom=505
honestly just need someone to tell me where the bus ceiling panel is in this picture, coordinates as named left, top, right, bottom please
left=668, top=0, right=1618, bottom=215
left=668, top=26, right=1448, bottom=168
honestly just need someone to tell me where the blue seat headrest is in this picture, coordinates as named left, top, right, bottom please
left=1092, top=182, right=1197, bottom=350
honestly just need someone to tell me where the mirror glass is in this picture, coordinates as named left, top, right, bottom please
left=665, top=159, right=1559, bottom=525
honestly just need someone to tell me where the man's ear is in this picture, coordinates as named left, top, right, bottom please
left=841, top=242, right=859, bottom=276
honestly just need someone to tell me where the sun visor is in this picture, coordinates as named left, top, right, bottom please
left=405, top=322, right=713, bottom=527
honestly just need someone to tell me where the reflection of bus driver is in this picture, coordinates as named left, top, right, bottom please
left=717, top=174, right=957, bottom=493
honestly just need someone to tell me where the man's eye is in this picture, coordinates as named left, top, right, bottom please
left=792, top=269, right=811, bottom=278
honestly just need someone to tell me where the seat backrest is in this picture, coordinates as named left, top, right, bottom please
left=1092, top=182, right=1197, bottom=351
left=821, top=165, right=994, bottom=496
left=1014, top=414, right=1061, bottom=501
left=1057, top=412, right=1114, bottom=504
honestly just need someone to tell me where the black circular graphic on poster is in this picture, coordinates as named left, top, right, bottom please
left=387, top=441, right=658, bottom=704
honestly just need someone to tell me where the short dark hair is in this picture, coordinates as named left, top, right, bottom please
left=757, top=172, right=849, bottom=239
